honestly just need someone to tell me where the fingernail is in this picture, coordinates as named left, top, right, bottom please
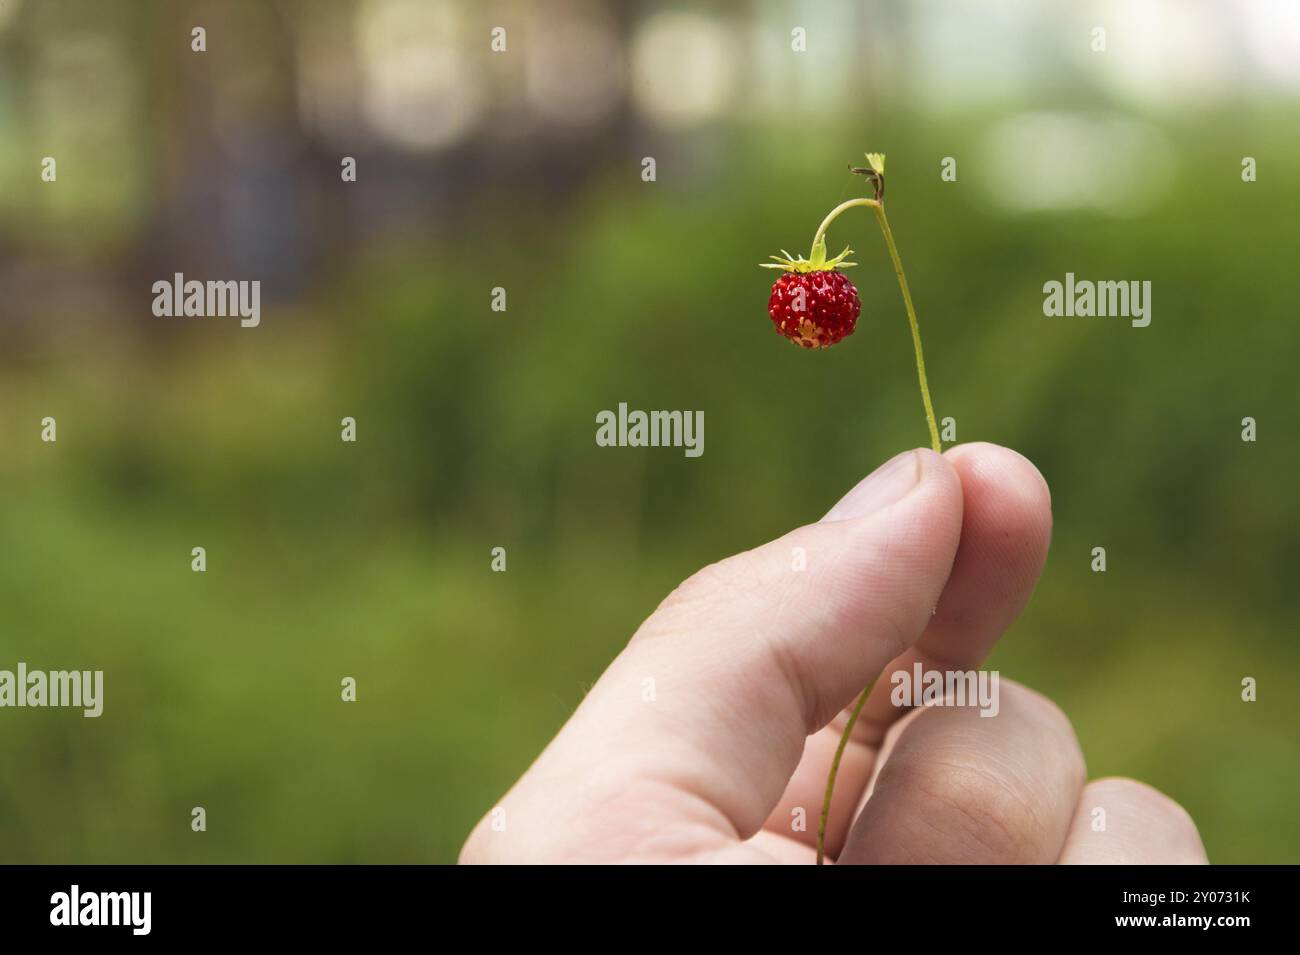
left=821, top=450, right=921, bottom=522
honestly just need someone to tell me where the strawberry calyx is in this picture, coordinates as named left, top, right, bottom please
left=760, top=235, right=857, bottom=274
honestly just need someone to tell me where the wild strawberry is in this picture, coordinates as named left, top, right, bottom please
left=762, top=152, right=947, bottom=868
left=761, top=238, right=860, bottom=349
left=767, top=269, right=861, bottom=348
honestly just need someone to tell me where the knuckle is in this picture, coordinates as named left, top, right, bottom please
left=1005, top=683, right=1086, bottom=781
left=646, top=551, right=757, bottom=625
left=903, top=755, right=1047, bottom=861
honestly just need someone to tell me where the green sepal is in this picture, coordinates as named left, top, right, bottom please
left=759, top=238, right=857, bottom=273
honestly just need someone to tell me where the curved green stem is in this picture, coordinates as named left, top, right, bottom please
left=872, top=204, right=941, bottom=453
left=811, top=197, right=879, bottom=255
left=811, top=196, right=941, bottom=866
left=810, top=198, right=941, bottom=454
left=815, top=682, right=873, bottom=865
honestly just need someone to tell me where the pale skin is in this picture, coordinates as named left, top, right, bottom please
left=461, top=443, right=1208, bottom=864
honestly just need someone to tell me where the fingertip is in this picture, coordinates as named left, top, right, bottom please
left=823, top=447, right=964, bottom=524
left=944, top=443, right=1052, bottom=550
left=915, top=445, right=963, bottom=498
left=923, top=442, right=1053, bottom=646
left=910, top=446, right=965, bottom=535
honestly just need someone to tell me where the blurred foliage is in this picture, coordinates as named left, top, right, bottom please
left=1, top=1, right=1298, bottom=863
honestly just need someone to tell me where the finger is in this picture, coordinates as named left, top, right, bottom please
left=837, top=679, right=1086, bottom=864
left=1058, top=778, right=1208, bottom=864
left=744, top=828, right=818, bottom=865
left=462, top=448, right=963, bottom=862
left=767, top=443, right=1052, bottom=856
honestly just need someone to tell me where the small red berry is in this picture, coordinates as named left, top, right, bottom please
left=767, top=270, right=861, bottom=349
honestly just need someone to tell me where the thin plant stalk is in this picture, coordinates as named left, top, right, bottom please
left=810, top=198, right=941, bottom=455
left=812, top=194, right=940, bottom=865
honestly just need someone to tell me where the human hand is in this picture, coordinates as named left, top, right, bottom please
left=460, top=444, right=1207, bottom=864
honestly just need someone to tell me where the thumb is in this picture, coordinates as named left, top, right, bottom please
left=467, top=448, right=963, bottom=861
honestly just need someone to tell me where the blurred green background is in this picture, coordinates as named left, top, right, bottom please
left=1, top=0, right=1297, bottom=863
